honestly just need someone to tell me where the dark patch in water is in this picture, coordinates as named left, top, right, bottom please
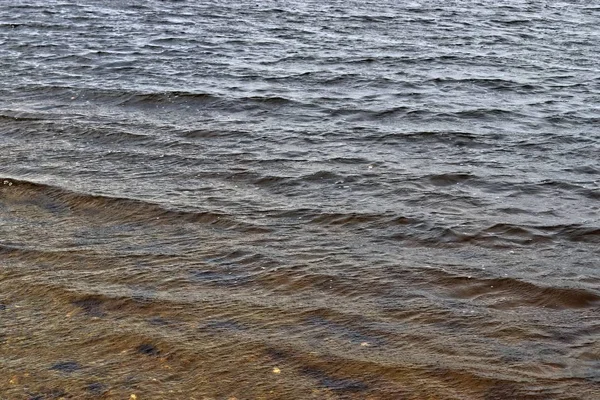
left=148, top=316, right=170, bottom=326
left=72, top=296, right=106, bottom=317
left=264, top=347, right=289, bottom=362
left=50, top=361, right=81, bottom=373
left=300, top=366, right=369, bottom=392
left=86, top=382, right=108, bottom=395
left=136, top=343, right=160, bottom=356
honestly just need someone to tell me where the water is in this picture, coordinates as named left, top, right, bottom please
left=1, top=0, right=599, bottom=398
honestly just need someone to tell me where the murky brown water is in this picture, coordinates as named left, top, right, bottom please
left=1, top=0, right=600, bottom=399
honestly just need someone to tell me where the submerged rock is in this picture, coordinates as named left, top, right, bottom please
left=50, top=361, right=81, bottom=373
left=136, top=343, right=160, bottom=356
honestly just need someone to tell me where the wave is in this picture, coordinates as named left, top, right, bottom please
left=0, top=177, right=269, bottom=233
left=426, top=76, right=540, bottom=92
left=10, top=85, right=310, bottom=113
left=440, top=274, right=600, bottom=310
left=259, top=206, right=599, bottom=247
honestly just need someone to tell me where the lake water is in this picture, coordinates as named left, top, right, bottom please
left=1, top=1, right=599, bottom=398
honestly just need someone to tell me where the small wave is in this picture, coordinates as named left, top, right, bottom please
left=300, top=171, right=343, bottom=182
left=14, top=85, right=316, bottom=115
left=368, top=131, right=487, bottom=148
left=549, top=225, right=600, bottom=243
left=480, top=223, right=552, bottom=244
left=482, top=223, right=600, bottom=244
left=178, top=128, right=253, bottom=139
left=427, top=172, right=474, bottom=186
left=454, top=108, right=521, bottom=119
left=489, top=18, right=535, bottom=26
left=0, top=178, right=268, bottom=232
left=246, top=95, right=296, bottom=106
left=309, top=212, right=381, bottom=226
left=0, top=110, right=50, bottom=122
left=116, top=91, right=218, bottom=107
left=14, top=85, right=220, bottom=108
left=373, top=106, right=412, bottom=118
left=190, top=269, right=254, bottom=287
left=564, top=165, right=600, bottom=175
left=387, top=221, right=598, bottom=248
left=447, top=276, right=600, bottom=310
left=427, top=76, right=537, bottom=91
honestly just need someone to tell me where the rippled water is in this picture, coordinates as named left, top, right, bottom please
left=1, top=0, right=599, bottom=398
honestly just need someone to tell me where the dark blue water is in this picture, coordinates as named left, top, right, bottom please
left=1, top=1, right=599, bottom=398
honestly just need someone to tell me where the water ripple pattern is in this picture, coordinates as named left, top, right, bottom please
left=1, top=1, right=599, bottom=399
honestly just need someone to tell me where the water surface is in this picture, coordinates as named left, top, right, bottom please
left=1, top=0, right=599, bottom=398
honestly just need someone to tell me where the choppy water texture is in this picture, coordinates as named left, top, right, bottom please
left=1, top=0, right=599, bottom=399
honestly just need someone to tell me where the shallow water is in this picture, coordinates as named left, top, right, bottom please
left=1, top=0, right=599, bottom=399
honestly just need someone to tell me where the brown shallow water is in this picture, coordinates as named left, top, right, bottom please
left=1, top=179, right=598, bottom=399
left=1, top=0, right=600, bottom=398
